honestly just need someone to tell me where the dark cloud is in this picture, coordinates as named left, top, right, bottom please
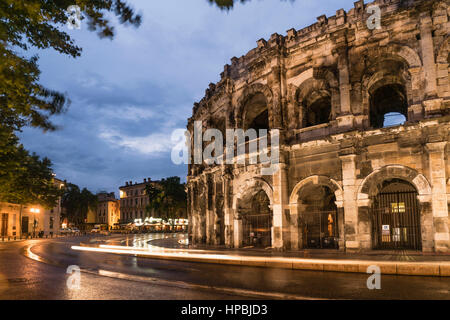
left=19, top=0, right=356, bottom=193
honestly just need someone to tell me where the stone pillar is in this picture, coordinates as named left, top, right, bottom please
left=417, top=198, right=434, bottom=253
left=204, top=176, right=214, bottom=245
left=223, top=171, right=235, bottom=248
left=357, top=203, right=372, bottom=250
left=420, top=12, right=444, bottom=118
left=408, top=67, right=424, bottom=122
left=426, top=142, right=449, bottom=252
left=335, top=202, right=345, bottom=251
left=336, top=47, right=355, bottom=130
left=289, top=202, right=299, bottom=250
left=233, top=218, right=242, bottom=248
left=420, top=12, right=438, bottom=98
left=271, top=155, right=290, bottom=250
left=339, top=154, right=360, bottom=251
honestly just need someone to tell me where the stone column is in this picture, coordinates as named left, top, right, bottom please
left=289, top=202, right=299, bottom=250
left=233, top=218, right=242, bottom=248
left=356, top=202, right=372, bottom=250
left=336, top=46, right=355, bottom=130
left=420, top=12, right=438, bottom=98
left=417, top=198, right=434, bottom=253
left=205, top=175, right=215, bottom=245
left=408, top=67, right=424, bottom=122
left=339, top=154, right=360, bottom=251
left=420, top=12, right=444, bottom=117
left=271, top=154, right=290, bottom=250
left=223, top=173, right=234, bottom=248
left=335, top=202, right=345, bottom=251
left=426, top=141, right=449, bottom=252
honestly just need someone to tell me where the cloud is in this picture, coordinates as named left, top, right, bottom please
left=19, top=0, right=357, bottom=192
left=99, top=127, right=177, bottom=156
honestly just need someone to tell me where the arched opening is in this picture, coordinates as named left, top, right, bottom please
left=243, top=93, right=269, bottom=131
left=242, top=190, right=272, bottom=248
left=371, top=179, right=422, bottom=250
left=370, top=83, right=408, bottom=128
left=297, top=185, right=338, bottom=249
left=305, top=95, right=332, bottom=127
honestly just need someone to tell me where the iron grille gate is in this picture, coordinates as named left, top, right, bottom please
left=372, top=191, right=422, bottom=250
left=301, top=210, right=339, bottom=249
left=242, top=213, right=272, bottom=248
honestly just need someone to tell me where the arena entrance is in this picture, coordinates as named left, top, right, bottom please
left=242, top=190, right=272, bottom=248
left=371, top=179, right=422, bottom=250
left=298, top=185, right=339, bottom=249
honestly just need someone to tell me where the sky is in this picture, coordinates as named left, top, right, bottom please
left=19, top=0, right=357, bottom=194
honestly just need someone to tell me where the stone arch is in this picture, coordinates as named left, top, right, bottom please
left=436, top=36, right=450, bottom=64
left=289, top=175, right=343, bottom=250
left=360, top=45, right=422, bottom=128
left=233, top=177, right=274, bottom=212
left=289, top=175, right=343, bottom=206
left=356, top=165, right=433, bottom=252
left=357, top=165, right=432, bottom=203
left=235, top=83, right=273, bottom=129
left=232, top=177, right=274, bottom=248
left=287, top=67, right=340, bottom=129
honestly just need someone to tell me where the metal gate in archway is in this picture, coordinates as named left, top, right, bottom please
left=242, top=190, right=272, bottom=248
left=371, top=181, right=422, bottom=250
left=300, top=209, right=339, bottom=249
left=242, top=213, right=272, bottom=248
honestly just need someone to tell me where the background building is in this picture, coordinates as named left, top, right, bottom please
left=187, top=0, right=450, bottom=253
left=119, top=178, right=159, bottom=223
left=0, top=178, right=64, bottom=238
left=97, top=192, right=120, bottom=229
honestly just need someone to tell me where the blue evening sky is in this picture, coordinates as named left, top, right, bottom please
left=19, top=0, right=357, bottom=193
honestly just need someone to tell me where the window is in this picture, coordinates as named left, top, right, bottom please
left=244, top=93, right=269, bottom=131
left=370, top=84, right=408, bottom=128
left=305, top=96, right=331, bottom=127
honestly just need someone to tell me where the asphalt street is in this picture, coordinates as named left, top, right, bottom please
left=0, top=234, right=449, bottom=300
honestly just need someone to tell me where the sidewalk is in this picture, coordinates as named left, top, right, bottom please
left=0, top=233, right=88, bottom=243
left=138, top=236, right=450, bottom=277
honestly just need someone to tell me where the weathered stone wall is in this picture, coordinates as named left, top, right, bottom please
left=187, top=0, right=450, bottom=252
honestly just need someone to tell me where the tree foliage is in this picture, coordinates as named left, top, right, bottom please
left=0, top=1, right=141, bottom=210
left=0, top=127, right=62, bottom=208
left=61, top=182, right=97, bottom=226
left=208, top=0, right=293, bottom=10
left=0, top=0, right=141, bottom=132
left=145, top=177, right=187, bottom=223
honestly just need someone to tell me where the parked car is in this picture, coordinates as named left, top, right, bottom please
left=60, top=228, right=72, bottom=234
left=90, top=227, right=100, bottom=233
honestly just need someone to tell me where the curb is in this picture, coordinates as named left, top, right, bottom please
left=132, top=252, right=450, bottom=277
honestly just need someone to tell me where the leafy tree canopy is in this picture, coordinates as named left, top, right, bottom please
left=61, top=182, right=97, bottom=226
left=209, top=0, right=293, bottom=10
left=0, top=0, right=141, bottom=132
left=145, top=177, right=187, bottom=223
left=0, top=1, right=140, bottom=210
left=0, top=127, right=62, bottom=208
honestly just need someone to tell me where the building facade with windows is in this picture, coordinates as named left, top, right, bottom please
left=96, top=192, right=120, bottom=229
left=119, top=178, right=160, bottom=223
left=0, top=178, right=64, bottom=238
left=187, top=0, right=450, bottom=252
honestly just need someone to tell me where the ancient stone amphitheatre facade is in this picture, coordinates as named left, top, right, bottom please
left=187, top=0, right=450, bottom=253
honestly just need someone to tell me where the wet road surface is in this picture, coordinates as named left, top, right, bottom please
left=0, top=234, right=449, bottom=300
